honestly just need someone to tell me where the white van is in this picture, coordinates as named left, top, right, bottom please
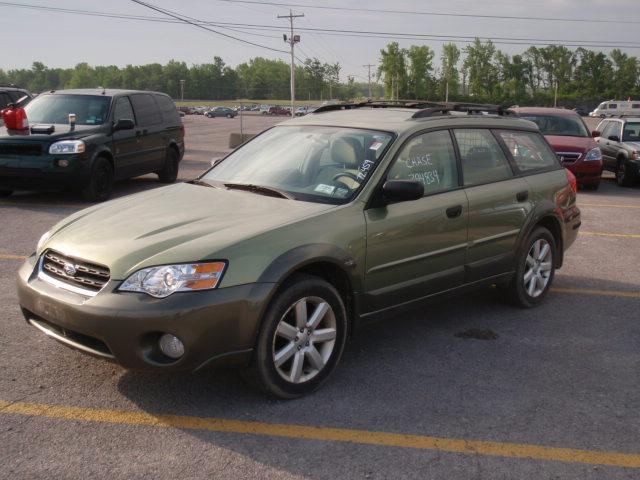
left=589, top=100, right=640, bottom=117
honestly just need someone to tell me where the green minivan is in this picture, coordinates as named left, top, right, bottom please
left=17, top=103, right=581, bottom=398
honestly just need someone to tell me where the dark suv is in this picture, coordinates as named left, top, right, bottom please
left=0, top=89, right=184, bottom=201
left=594, top=117, right=640, bottom=186
left=0, top=84, right=32, bottom=111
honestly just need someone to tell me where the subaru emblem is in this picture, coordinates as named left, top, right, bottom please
left=64, top=263, right=77, bottom=276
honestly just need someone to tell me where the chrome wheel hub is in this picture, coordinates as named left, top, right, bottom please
left=272, top=296, right=337, bottom=384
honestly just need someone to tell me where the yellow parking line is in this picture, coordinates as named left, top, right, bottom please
left=0, top=253, right=26, bottom=260
left=551, top=287, right=640, bottom=299
left=580, top=231, right=640, bottom=239
left=1, top=400, right=639, bottom=469
left=580, top=203, right=640, bottom=209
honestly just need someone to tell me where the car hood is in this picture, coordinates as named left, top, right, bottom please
left=0, top=124, right=102, bottom=142
left=544, top=135, right=596, bottom=152
left=41, top=182, right=335, bottom=279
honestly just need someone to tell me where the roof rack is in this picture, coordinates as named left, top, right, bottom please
left=311, top=100, right=513, bottom=118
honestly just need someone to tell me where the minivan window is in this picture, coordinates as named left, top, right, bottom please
left=387, top=130, right=458, bottom=195
left=520, top=114, right=589, bottom=137
left=130, top=94, right=162, bottom=126
left=454, top=129, right=513, bottom=186
left=113, top=96, right=135, bottom=123
left=609, top=103, right=617, bottom=109
left=24, top=94, right=111, bottom=125
left=155, top=94, right=180, bottom=123
left=202, top=125, right=393, bottom=204
left=0, top=92, right=11, bottom=108
left=498, top=130, right=559, bottom=172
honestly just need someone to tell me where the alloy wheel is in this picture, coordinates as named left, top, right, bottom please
left=523, top=238, right=553, bottom=298
left=272, top=296, right=337, bottom=384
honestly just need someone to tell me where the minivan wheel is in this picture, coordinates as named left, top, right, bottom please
left=82, top=157, right=114, bottom=202
left=504, top=227, right=556, bottom=308
left=246, top=274, right=348, bottom=399
left=157, top=148, right=179, bottom=183
left=0, top=190, right=12, bottom=197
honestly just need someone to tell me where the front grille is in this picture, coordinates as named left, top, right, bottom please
left=41, top=250, right=110, bottom=294
left=0, top=143, right=42, bottom=156
left=556, top=152, right=581, bottom=163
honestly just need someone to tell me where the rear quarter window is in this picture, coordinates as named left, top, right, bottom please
left=130, top=93, right=162, bottom=126
left=498, top=130, right=559, bottom=173
left=155, top=94, right=180, bottom=124
left=0, top=92, right=12, bottom=108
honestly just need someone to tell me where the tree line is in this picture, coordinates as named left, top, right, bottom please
left=1, top=39, right=638, bottom=107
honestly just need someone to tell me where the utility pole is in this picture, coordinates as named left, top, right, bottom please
left=278, top=9, right=304, bottom=117
left=363, top=63, right=375, bottom=99
left=179, top=79, right=185, bottom=102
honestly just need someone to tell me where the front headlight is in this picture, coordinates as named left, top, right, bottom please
left=49, top=140, right=85, bottom=155
left=584, top=147, right=602, bottom=161
left=36, top=230, right=51, bottom=252
left=118, top=262, right=227, bottom=298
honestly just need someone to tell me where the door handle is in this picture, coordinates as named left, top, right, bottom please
left=516, top=190, right=529, bottom=202
left=446, top=205, right=463, bottom=218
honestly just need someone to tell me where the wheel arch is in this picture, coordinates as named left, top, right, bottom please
left=521, top=213, right=564, bottom=269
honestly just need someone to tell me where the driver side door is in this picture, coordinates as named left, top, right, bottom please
left=110, top=96, right=140, bottom=180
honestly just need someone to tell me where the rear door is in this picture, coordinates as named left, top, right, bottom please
left=598, top=121, right=622, bottom=170
left=364, top=129, right=469, bottom=313
left=129, top=93, right=165, bottom=174
left=454, top=128, right=533, bottom=282
left=110, top=96, right=140, bottom=180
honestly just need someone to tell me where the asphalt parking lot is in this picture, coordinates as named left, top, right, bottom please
left=1, top=114, right=639, bottom=479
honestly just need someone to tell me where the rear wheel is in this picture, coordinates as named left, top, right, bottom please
left=157, top=148, right=179, bottom=183
left=503, top=227, right=556, bottom=308
left=0, top=190, right=12, bottom=197
left=82, top=157, right=113, bottom=202
left=245, top=274, right=348, bottom=398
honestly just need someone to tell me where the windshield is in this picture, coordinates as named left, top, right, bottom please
left=521, top=114, right=589, bottom=137
left=622, top=122, right=640, bottom=142
left=25, top=94, right=111, bottom=125
left=202, top=125, right=394, bottom=204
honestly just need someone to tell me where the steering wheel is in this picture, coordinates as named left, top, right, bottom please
left=332, top=172, right=360, bottom=185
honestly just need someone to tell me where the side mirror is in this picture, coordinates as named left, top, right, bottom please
left=591, top=130, right=600, bottom=138
left=113, top=118, right=134, bottom=132
left=608, top=135, right=620, bottom=142
left=210, top=157, right=223, bottom=167
left=382, top=180, right=424, bottom=203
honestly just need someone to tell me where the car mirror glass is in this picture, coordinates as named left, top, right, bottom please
left=113, top=118, right=135, bottom=132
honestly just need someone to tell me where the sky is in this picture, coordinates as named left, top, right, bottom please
left=1, top=0, right=640, bottom=82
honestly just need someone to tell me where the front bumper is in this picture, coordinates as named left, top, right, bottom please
left=17, top=255, right=275, bottom=371
left=0, top=153, right=90, bottom=191
left=564, top=161, right=602, bottom=185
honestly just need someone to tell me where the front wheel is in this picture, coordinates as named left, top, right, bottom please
left=616, top=160, right=634, bottom=187
left=245, top=274, right=348, bottom=398
left=503, top=227, right=556, bottom=308
left=82, top=157, right=114, bottom=202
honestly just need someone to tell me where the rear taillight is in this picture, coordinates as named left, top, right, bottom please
left=565, top=168, right=577, bottom=194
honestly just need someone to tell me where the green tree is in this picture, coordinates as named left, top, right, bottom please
left=405, top=45, right=434, bottom=99
left=377, top=42, right=408, bottom=99
left=439, top=43, right=460, bottom=101
left=463, top=39, right=499, bottom=100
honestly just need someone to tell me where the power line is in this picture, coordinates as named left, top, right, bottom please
left=128, top=0, right=289, bottom=54
left=214, top=0, right=640, bottom=25
left=3, top=2, right=640, bottom=49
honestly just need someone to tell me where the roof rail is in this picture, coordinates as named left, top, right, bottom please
left=312, top=99, right=441, bottom=114
left=411, top=102, right=514, bottom=119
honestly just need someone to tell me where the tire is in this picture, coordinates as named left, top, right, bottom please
left=81, top=157, right=114, bottom=202
left=226, top=114, right=232, bottom=118
left=0, top=190, right=12, bottom=197
left=616, top=159, right=634, bottom=187
left=157, top=148, right=179, bottom=183
left=503, top=227, right=556, bottom=308
left=245, top=274, right=348, bottom=399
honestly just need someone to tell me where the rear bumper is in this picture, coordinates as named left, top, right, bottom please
left=17, top=254, right=275, bottom=371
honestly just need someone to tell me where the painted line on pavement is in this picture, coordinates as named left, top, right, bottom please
left=580, top=231, right=640, bottom=239
left=579, top=203, right=640, bottom=209
left=0, top=253, right=27, bottom=260
left=1, top=400, right=639, bottom=469
left=551, top=287, right=640, bottom=299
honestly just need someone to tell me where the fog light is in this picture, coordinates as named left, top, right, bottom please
left=56, top=159, right=70, bottom=167
left=158, top=334, right=185, bottom=359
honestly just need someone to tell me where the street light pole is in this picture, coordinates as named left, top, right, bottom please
left=179, top=79, right=185, bottom=102
left=363, top=63, right=375, bottom=99
left=279, top=9, right=304, bottom=118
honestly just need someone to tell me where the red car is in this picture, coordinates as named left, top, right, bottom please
left=268, top=106, right=290, bottom=115
left=513, top=107, right=603, bottom=190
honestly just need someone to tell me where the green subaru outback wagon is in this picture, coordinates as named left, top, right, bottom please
left=17, top=102, right=581, bottom=398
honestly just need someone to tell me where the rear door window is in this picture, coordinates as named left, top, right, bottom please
left=130, top=94, right=162, bottom=126
left=498, top=130, right=559, bottom=173
left=0, top=92, right=12, bottom=108
left=155, top=94, right=180, bottom=123
left=453, top=129, right=513, bottom=186
left=387, top=130, right=459, bottom=196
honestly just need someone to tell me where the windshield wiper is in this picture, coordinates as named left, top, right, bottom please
left=189, top=178, right=218, bottom=188
left=224, top=182, right=294, bottom=199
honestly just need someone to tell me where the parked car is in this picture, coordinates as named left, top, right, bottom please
left=206, top=107, right=237, bottom=118
left=0, top=84, right=32, bottom=109
left=294, top=106, right=316, bottom=116
left=0, top=88, right=184, bottom=201
left=268, top=105, right=290, bottom=115
left=513, top=107, right=603, bottom=190
left=594, top=116, right=640, bottom=186
left=18, top=102, right=580, bottom=398
left=589, top=100, right=640, bottom=118
left=177, top=106, right=195, bottom=115
left=260, top=104, right=271, bottom=114
left=192, top=107, right=208, bottom=115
